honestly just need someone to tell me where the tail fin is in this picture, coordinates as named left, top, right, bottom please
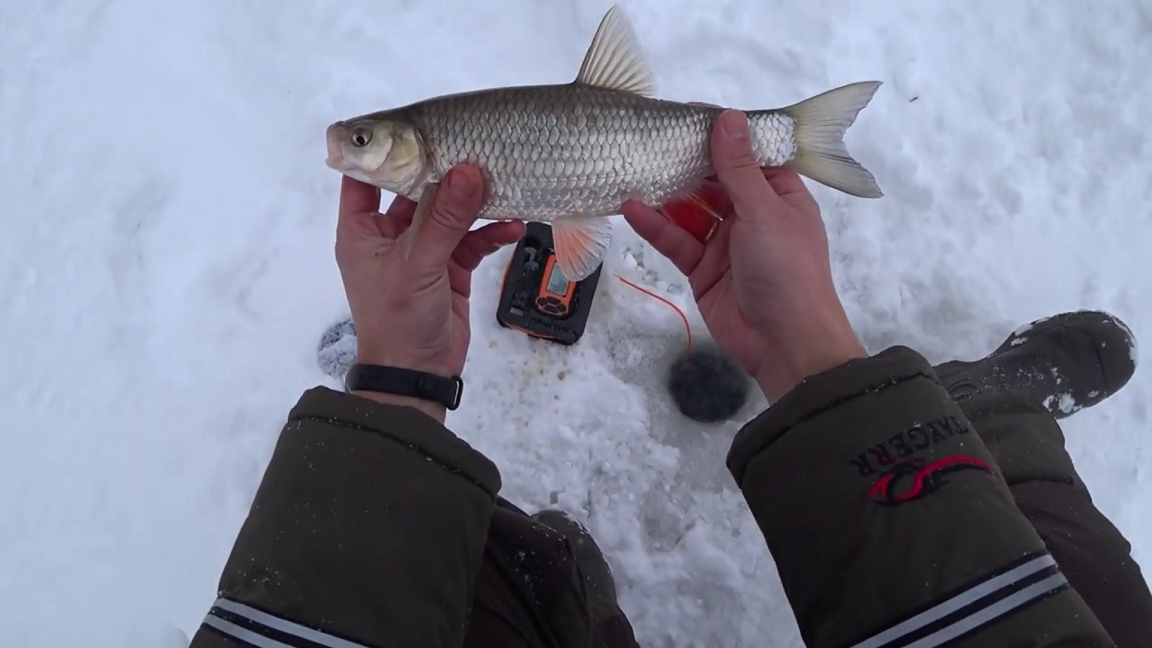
left=777, top=80, right=883, bottom=198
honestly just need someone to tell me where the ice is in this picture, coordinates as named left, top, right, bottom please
left=2, top=0, right=1150, bottom=646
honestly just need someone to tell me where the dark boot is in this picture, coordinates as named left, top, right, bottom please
left=933, top=310, right=1137, bottom=418
left=530, top=510, right=625, bottom=628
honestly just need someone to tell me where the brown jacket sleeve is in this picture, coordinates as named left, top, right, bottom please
left=188, top=386, right=501, bottom=648
left=728, top=346, right=1116, bottom=647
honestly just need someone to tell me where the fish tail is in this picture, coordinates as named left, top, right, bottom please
left=770, top=80, right=884, bottom=198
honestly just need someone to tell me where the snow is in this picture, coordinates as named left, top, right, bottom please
left=2, top=0, right=1150, bottom=646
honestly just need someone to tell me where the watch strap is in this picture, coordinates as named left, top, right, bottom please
left=344, top=364, right=464, bottom=411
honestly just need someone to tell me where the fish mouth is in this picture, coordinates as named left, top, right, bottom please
left=324, top=123, right=347, bottom=170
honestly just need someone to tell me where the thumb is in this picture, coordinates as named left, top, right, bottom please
left=711, top=110, right=784, bottom=219
left=414, top=165, right=485, bottom=267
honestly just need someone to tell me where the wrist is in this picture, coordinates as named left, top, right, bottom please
left=350, top=390, right=448, bottom=425
left=345, top=352, right=461, bottom=425
left=356, top=344, right=459, bottom=379
left=756, top=331, right=867, bottom=402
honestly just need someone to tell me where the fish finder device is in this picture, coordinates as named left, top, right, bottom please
left=496, top=222, right=602, bottom=345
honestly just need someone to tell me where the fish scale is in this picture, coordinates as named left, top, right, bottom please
left=406, top=84, right=725, bottom=222
left=324, top=5, right=883, bottom=281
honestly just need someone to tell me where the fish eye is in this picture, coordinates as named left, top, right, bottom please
left=350, top=128, right=372, bottom=147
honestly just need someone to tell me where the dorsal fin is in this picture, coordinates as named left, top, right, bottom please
left=574, top=6, right=656, bottom=96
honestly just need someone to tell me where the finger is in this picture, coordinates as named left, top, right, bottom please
left=699, top=161, right=806, bottom=191
left=375, top=195, right=418, bottom=239
left=413, top=165, right=486, bottom=268
left=621, top=199, right=705, bottom=276
left=689, top=214, right=735, bottom=301
left=336, top=177, right=383, bottom=246
left=711, top=110, right=786, bottom=219
left=338, top=175, right=381, bottom=219
left=761, top=168, right=821, bottom=216
left=448, top=221, right=526, bottom=296
left=384, top=194, right=418, bottom=219
left=452, top=221, right=526, bottom=273
left=762, top=167, right=810, bottom=198
left=376, top=212, right=408, bottom=240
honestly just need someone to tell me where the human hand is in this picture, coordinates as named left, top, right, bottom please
left=622, top=110, right=866, bottom=402
left=334, top=167, right=526, bottom=422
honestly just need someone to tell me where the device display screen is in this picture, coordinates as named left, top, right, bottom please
left=545, top=263, right=569, bottom=295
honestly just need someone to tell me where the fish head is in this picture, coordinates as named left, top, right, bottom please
left=325, top=115, right=429, bottom=197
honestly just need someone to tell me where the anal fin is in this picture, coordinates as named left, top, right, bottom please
left=551, top=217, right=613, bottom=282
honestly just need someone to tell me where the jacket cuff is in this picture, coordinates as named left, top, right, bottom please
left=728, top=346, right=944, bottom=485
left=288, top=386, right=501, bottom=499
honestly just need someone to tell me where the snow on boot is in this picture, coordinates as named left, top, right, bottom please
left=933, top=310, right=1137, bottom=418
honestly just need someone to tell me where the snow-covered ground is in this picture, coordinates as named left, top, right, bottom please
left=2, top=0, right=1150, bottom=645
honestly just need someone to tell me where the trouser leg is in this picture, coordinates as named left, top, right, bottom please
left=957, top=390, right=1152, bottom=647
left=463, top=498, right=640, bottom=648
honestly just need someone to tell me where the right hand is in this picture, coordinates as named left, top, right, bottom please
left=622, top=109, right=866, bottom=402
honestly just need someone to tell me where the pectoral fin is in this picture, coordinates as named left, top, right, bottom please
left=551, top=217, right=612, bottom=282
left=400, top=182, right=439, bottom=258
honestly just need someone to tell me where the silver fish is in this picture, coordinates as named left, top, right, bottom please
left=325, top=5, right=883, bottom=281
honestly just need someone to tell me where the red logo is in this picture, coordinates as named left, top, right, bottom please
left=869, top=456, right=992, bottom=506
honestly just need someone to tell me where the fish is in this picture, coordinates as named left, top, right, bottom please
left=325, top=5, right=883, bottom=282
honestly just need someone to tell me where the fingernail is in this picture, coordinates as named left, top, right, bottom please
left=721, top=111, right=749, bottom=139
left=446, top=167, right=477, bottom=197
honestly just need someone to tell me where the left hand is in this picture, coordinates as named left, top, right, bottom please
left=334, top=167, right=525, bottom=422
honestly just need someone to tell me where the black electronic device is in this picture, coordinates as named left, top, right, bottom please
left=496, top=222, right=602, bottom=345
